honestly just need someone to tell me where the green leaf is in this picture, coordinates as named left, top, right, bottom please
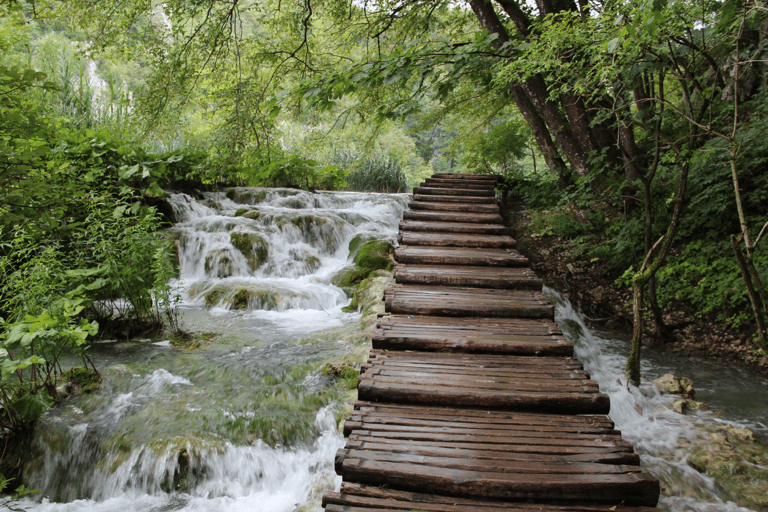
left=119, top=164, right=140, bottom=180
left=10, top=388, right=54, bottom=423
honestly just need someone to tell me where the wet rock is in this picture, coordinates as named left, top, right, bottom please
left=686, top=424, right=768, bottom=510
left=204, top=249, right=234, bottom=278
left=230, top=232, right=269, bottom=271
left=670, top=399, right=708, bottom=414
left=653, top=373, right=695, bottom=399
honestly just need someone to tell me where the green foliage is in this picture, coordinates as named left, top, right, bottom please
left=656, top=240, right=767, bottom=328
left=342, top=152, right=409, bottom=193
left=681, top=119, right=768, bottom=241
left=461, top=118, right=530, bottom=175
left=249, top=153, right=348, bottom=191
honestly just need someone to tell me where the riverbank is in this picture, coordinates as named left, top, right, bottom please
left=504, top=206, right=768, bottom=377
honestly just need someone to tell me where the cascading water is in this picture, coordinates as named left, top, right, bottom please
left=20, top=188, right=408, bottom=512
left=546, top=287, right=767, bottom=512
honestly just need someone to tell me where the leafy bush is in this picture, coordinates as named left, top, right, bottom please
left=342, top=152, right=409, bottom=193
left=681, top=120, right=768, bottom=241
left=656, top=239, right=768, bottom=328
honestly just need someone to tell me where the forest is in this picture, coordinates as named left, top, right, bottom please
left=1, top=0, right=768, bottom=500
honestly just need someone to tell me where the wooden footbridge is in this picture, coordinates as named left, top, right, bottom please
left=322, top=174, right=661, bottom=511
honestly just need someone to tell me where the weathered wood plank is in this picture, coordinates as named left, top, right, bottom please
left=411, top=201, right=500, bottom=213
left=425, top=177, right=500, bottom=187
left=325, top=483, right=653, bottom=511
left=399, top=220, right=510, bottom=235
left=339, top=458, right=659, bottom=506
left=324, top=483, right=661, bottom=511
left=384, top=285, right=553, bottom=318
left=395, top=246, right=528, bottom=266
left=402, top=210, right=503, bottom=223
left=344, top=436, right=636, bottom=459
left=343, top=419, right=620, bottom=439
left=353, top=402, right=615, bottom=429
left=398, top=232, right=517, bottom=248
left=413, top=186, right=496, bottom=197
left=413, top=194, right=499, bottom=204
left=394, top=264, right=543, bottom=290
left=432, top=173, right=501, bottom=181
left=336, top=449, right=639, bottom=476
left=421, top=180, right=497, bottom=190
left=357, top=380, right=610, bottom=414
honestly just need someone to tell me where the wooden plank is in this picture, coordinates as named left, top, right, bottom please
left=425, top=177, right=500, bottom=187
left=324, top=483, right=661, bottom=511
left=398, top=232, right=516, bottom=248
left=413, top=194, right=499, bottom=204
left=421, top=181, right=497, bottom=190
left=411, top=201, right=500, bottom=213
left=353, top=402, right=615, bottom=429
left=402, top=210, right=503, bottom=223
left=432, top=173, right=501, bottom=181
left=339, top=458, right=660, bottom=506
left=357, top=381, right=610, bottom=414
left=345, top=436, right=635, bottom=459
left=394, top=264, right=543, bottom=289
left=337, top=449, right=639, bottom=476
left=413, top=186, right=496, bottom=197
left=399, top=220, right=510, bottom=235
left=343, top=438, right=637, bottom=465
left=395, top=246, right=528, bottom=267
left=383, top=285, right=553, bottom=318
left=343, top=419, right=620, bottom=439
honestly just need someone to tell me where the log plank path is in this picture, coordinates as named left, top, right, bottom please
left=322, top=174, right=661, bottom=511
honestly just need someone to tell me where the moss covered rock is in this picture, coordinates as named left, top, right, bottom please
left=230, top=232, right=269, bottom=271
left=204, top=249, right=234, bottom=278
left=226, top=188, right=269, bottom=204
left=333, top=239, right=394, bottom=295
left=685, top=424, right=768, bottom=510
left=198, top=284, right=291, bottom=310
left=60, top=367, right=102, bottom=394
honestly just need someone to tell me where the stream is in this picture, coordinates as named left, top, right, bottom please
left=16, top=189, right=768, bottom=511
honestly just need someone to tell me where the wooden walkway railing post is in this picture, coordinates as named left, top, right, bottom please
left=323, top=173, right=661, bottom=511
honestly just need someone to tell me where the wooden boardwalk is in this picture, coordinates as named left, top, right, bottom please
left=323, top=174, right=661, bottom=511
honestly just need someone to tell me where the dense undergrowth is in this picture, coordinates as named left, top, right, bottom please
left=501, top=113, right=768, bottom=362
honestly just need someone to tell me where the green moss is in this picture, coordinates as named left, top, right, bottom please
left=252, top=290, right=279, bottom=310
left=243, top=211, right=262, bottom=220
left=685, top=425, right=768, bottom=510
left=204, top=249, right=233, bottom=278
left=333, top=239, right=394, bottom=297
left=170, top=331, right=216, bottom=350
left=204, top=287, right=227, bottom=307
left=355, top=240, right=394, bottom=271
left=304, top=255, right=321, bottom=273
left=234, top=208, right=248, bottom=217
left=232, top=289, right=250, bottom=309
left=283, top=198, right=305, bottom=209
left=322, top=364, right=359, bottom=390
left=226, top=188, right=269, bottom=204
left=60, top=367, right=102, bottom=393
left=230, top=232, right=269, bottom=271
left=347, top=235, right=367, bottom=256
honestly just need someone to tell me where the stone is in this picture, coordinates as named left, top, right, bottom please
left=671, top=399, right=707, bottom=414
left=653, top=373, right=695, bottom=399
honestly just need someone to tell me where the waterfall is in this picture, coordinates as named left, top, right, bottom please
left=20, top=189, right=407, bottom=511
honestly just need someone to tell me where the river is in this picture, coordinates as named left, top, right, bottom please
left=16, top=189, right=768, bottom=511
